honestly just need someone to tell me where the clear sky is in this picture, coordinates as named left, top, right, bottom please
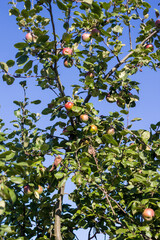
left=0, top=1, right=160, bottom=239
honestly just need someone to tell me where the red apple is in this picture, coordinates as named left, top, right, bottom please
left=63, top=58, right=73, bottom=68
left=82, top=33, right=91, bottom=42
left=65, top=101, right=74, bottom=110
left=25, top=32, right=36, bottom=42
left=145, top=44, right=154, bottom=51
left=91, top=28, right=100, bottom=37
left=62, top=47, right=73, bottom=56
left=107, top=127, right=115, bottom=135
left=155, top=19, right=160, bottom=28
left=90, top=124, right=98, bottom=133
left=142, top=208, right=155, bottom=221
left=80, top=114, right=89, bottom=122
left=35, top=185, right=43, bottom=195
left=24, top=185, right=32, bottom=195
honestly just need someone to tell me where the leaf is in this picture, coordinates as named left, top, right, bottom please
left=72, top=106, right=82, bottom=113
left=56, top=0, right=67, bottom=11
left=82, top=0, right=93, bottom=4
left=37, top=35, right=49, bottom=43
left=102, top=134, right=118, bottom=146
left=2, top=74, right=15, bottom=85
left=0, top=200, right=5, bottom=215
left=112, top=25, right=123, bottom=34
left=31, top=100, right=41, bottom=105
left=17, top=55, right=29, bottom=66
left=14, top=42, right=28, bottom=49
left=23, top=60, right=33, bottom=72
left=9, top=188, right=16, bottom=203
left=0, top=62, right=8, bottom=72
left=141, top=131, right=150, bottom=141
left=10, top=176, right=24, bottom=184
left=6, top=60, right=15, bottom=67
left=131, top=118, right=142, bottom=122
left=55, top=172, right=64, bottom=179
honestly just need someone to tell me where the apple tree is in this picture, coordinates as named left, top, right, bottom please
left=0, top=0, right=160, bottom=239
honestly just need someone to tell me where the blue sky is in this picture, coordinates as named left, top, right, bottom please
left=0, top=1, right=160, bottom=239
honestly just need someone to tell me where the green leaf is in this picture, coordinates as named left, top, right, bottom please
left=55, top=172, right=64, bottom=179
left=2, top=74, right=15, bottom=85
left=0, top=62, right=8, bottom=72
left=14, top=42, right=28, bottom=49
left=6, top=60, right=15, bottom=67
left=10, top=176, right=24, bottom=184
left=23, top=60, right=33, bottom=72
left=112, top=25, right=123, bottom=34
left=17, top=55, right=29, bottom=66
left=72, top=106, right=82, bottom=113
left=56, top=0, right=67, bottom=11
left=37, top=35, right=49, bottom=43
left=9, top=188, right=16, bottom=203
left=82, top=0, right=93, bottom=4
left=102, top=134, right=118, bottom=146
left=141, top=131, right=150, bottom=141
left=0, top=200, right=5, bottom=215
left=31, top=100, right=41, bottom=105
left=131, top=118, right=142, bottom=122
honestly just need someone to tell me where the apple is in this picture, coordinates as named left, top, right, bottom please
left=145, top=44, right=154, bottom=51
left=62, top=47, right=73, bottom=56
left=107, top=127, right=115, bottom=135
left=25, top=32, right=36, bottom=42
left=24, top=185, right=32, bottom=195
left=90, top=124, right=98, bottom=133
left=91, top=28, right=100, bottom=37
left=80, top=114, right=89, bottom=122
left=86, top=71, right=94, bottom=78
left=155, top=19, right=160, bottom=28
left=35, top=185, right=43, bottom=195
left=65, top=101, right=74, bottom=110
left=82, top=33, right=91, bottom=42
left=142, top=208, right=155, bottom=221
left=63, top=58, right=73, bottom=68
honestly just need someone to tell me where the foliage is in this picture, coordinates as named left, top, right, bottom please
left=0, top=0, right=160, bottom=239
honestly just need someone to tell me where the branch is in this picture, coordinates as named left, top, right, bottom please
left=104, top=30, right=158, bottom=80
left=54, top=184, right=65, bottom=240
left=83, top=30, right=159, bottom=104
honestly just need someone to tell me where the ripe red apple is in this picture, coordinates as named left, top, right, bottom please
left=25, top=32, right=36, bottom=42
left=65, top=101, right=74, bottom=110
left=91, top=28, right=100, bottom=37
left=142, top=208, right=155, bottom=221
left=24, top=185, right=32, bottom=195
left=90, top=124, right=98, bottom=133
left=82, top=33, right=91, bottom=42
left=35, top=185, right=43, bottom=195
left=145, top=44, right=154, bottom=51
left=80, top=114, right=89, bottom=122
left=62, top=47, right=73, bottom=56
left=63, top=58, right=73, bottom=68
left=155, top=19, right=160, bottom=28
left=107, top=127, right=115, bottom=135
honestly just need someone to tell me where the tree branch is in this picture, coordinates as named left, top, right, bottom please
left=54, top=184, right=65, bottom=240
left=104, top=30, right=158, bottom=80
left=83, top=29, right=159, bottom=104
